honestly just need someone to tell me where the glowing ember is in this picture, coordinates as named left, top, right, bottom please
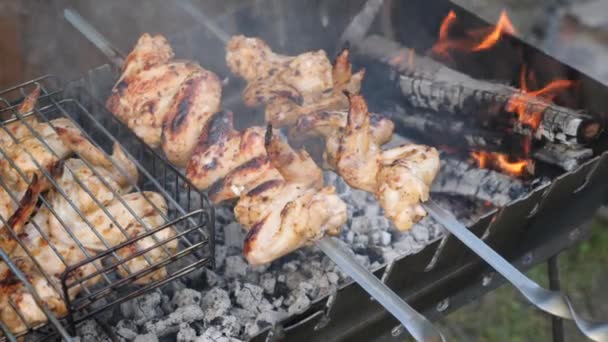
left=507, top=65, right=577, bottom=131
left=471, top=151, right=533, bottom=177
left=431, top=10, right=517, bottom=60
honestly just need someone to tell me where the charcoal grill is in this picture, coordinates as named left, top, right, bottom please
left=2, top=0, right=608, bottom=341
left=0, top=76, right=214, bottom=341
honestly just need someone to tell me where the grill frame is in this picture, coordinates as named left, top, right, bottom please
left=0, top=75, right=215, bottom=340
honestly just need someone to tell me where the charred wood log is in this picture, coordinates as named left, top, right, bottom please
left=532, top=143, right=594, bottom=171
left=388, top=104, right=526, bottom=154
left=431, top=157, right=529, bottom=206
left=355, top=35, right=603, bottom=146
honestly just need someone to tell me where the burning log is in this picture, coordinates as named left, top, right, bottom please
left=354, top=35, right=603, bottom=146
left=389, top=104, right=525, bottom=154
left=431, top=157, right=529, bottom=206
left=532, top=143, right=594, bottom=171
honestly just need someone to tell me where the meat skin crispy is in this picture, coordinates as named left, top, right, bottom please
left=107, top=34, right=222, bottom=167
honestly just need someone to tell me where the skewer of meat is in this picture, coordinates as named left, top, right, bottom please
left=106, top=34, right=222, bottom=167
left=107, top=35, right=348, bottom=265
left=227, top=37, right=440, bottom=231
left=186, top=111, right=347, bottom=265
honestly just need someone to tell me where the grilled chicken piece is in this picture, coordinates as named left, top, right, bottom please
left=237, top=133, right=346, bottom=265
left=290, top=109, right=395, bottom=168
left=187, top=111, right=283, bottom=203
left=0, top=256, right=68, bottom=336
left=187, top=111, right=346, bottom=265
left=107, top=34, right=222, bottom=167
left=0, top=117, right=83, bottom=193
left=335, top=95, right=440, bottom=231
left=227, top=36, right=364, bottom=127
left=0, top=188, right=68, bottom=336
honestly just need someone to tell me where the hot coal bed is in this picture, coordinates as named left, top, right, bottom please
left=10, top=0, right=608, bottom=341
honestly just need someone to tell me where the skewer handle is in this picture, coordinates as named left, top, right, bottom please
left=64, top=8, right=125, bottom=67
left=317, top=238, right=445, bottom=342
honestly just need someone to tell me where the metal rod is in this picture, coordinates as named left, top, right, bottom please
left=63, top=8, right=125, bottom=66
left=423, top=200, right=608, bottom=342
left=175, top=0, right=230, bottom=44
left=336, top=0, right=385, bottom=53
left=548, top=255, right=565, bottom=342
left=317, top=238, right=445, bottom=342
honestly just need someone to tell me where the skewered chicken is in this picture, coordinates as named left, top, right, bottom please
left=296, top=94, right=440, bottom=231
left=186, top=110, right=347, bottom=265
left=227, top=35, right=395, bottom=141
left=106, top=33, right=222, bottom=167
left=108, top=34, right=347, bottom=265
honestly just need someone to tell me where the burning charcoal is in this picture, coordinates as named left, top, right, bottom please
left=354, top=254, right=371, bottom=268
left=351, top=216, right=372, bottom=234
left=410, top=221, right=433, bottom=243
left=346, top=189, right=369, bottom=208
left=260, top=273, right=277, bottom=294
left=144, top=305, right=205, bottom=337
left=196, top=327, right=244, bottom=342
left=380, top=231, right=392, bottom=246
left=326, top=272, right=340, bottom=285
left=224, top=222, right=245, bottom=250
left=285, top=272, right=307, bottom=291
left=74, top=320, right=111, bottom=342
left=177, top=323, right=198, bottom=342
left=272, top=296, right=284, bottom=308
left=354, top=234, right=370, bottom=246
left=235, top=282, right=273, bottom=313
left=225, top=255, right=249, bottom=278
left=287, top=288, right=311, bottom=315
left=120, top=290, right=164, bottom=325
left=364, top=203, right=381, bottom=217
left=209, top=314, right=242, bottom=336
left=202, top=268, right=224, bottom=288
left=230, top=307, right=256, bottom=320
left=115, top=320, right=138, bottom=341
left=216, top=245, right=228, bottom=269
left=201, top=288, right=232, bottom=322
left=172, top=288, right=202, bottom=309
left=345, top=230, right=355, bottom=244
left=133, top=333, right=159, bottom=342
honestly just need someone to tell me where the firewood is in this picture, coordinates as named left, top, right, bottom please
left=431, top=157, right=529, bottom=206
left=355, top=35, right=603, bottom=146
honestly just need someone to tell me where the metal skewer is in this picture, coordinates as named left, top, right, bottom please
left=423, top=200, right=608, bottom=342
left=64, top=7, right=446, bottom=342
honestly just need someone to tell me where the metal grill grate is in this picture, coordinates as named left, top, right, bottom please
left=0, top=75, right=214, bottom=341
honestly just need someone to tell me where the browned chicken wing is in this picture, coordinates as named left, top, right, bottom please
left=227, top=35, right=361, bottom=127
left=187, top=111, right=346, bottom=265
left=106, top=34, right=222, bottom=167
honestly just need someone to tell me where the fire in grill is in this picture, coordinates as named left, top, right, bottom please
left=2, top=0, right=608, bottom=341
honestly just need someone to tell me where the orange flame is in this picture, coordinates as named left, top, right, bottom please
left=432, top=10, right=517, bottom=60
left=471, top=151, right=533, bottom=177
left=506, top=65, right=576, bottom=131
left=473, top=11, right=516, bottom=51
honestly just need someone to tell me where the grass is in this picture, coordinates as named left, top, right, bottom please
left=435, top=216, right=608, bottom=341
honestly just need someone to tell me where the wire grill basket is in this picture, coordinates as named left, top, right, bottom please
left=0, top=75, right=214, bottom=341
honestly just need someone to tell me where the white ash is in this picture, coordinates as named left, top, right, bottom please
left=133, top=333, right=159, bottom=342
left=91, top=166, right=498, bottom=341
left=144, top=305, right=205, bottom=337
left=73, top=320, right=111, bottom=342
left=177, top=323, right=198, bottom=342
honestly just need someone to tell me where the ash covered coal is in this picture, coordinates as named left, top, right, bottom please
left=73, top=167, right=494, bottom=341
